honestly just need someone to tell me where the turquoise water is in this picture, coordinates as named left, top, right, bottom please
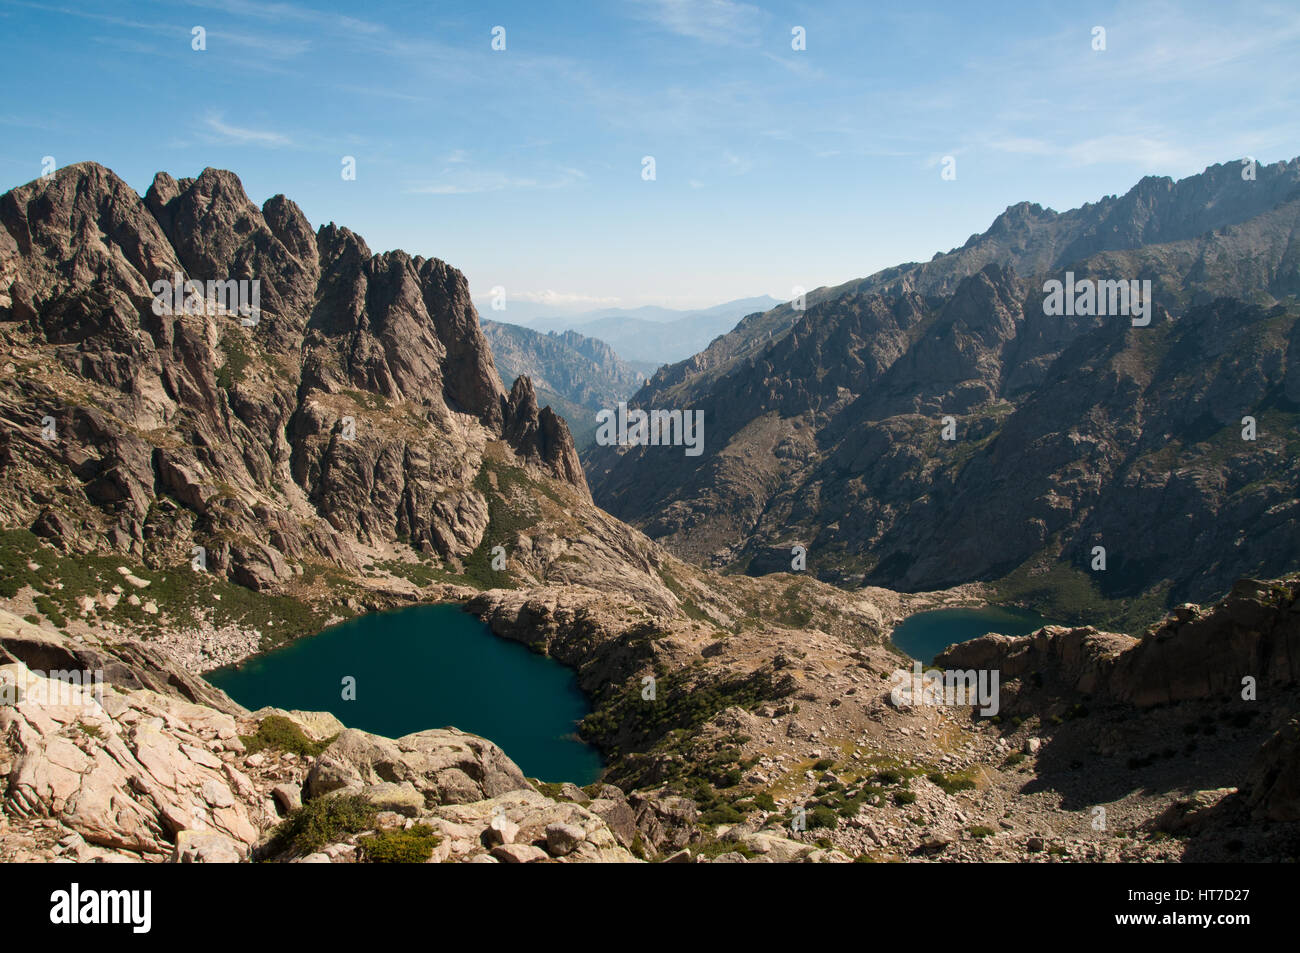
left=206, top=603, right=603, bottom=784
left=890, top=605, right=1053, bottom=663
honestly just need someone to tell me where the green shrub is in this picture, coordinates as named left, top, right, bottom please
left=968, top=825, right=996, bottom=838
left=241, top=715, right=335, bottom=758
left=805, top=805, right=839, bottom=829
left=893, top=790, right=916, bottom=806
left=927, top=771, right=977, bottom=795
left=271, top=795, right=378, bottom=856
left=215, top=332, right=253, bottom=390
left=701, top=804, right=745, bottom=825
left=33, top=595, right=67, bottom=627
left=692, top=838, right=758, bottom=860
left=360, top=824, right=440, bottom=863
left=531, top=780, right=565, bottom=800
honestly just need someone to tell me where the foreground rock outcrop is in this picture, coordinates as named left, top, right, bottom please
left=928, top=574, right=1300, bottom=856
left=937, top=576, right=1300, bottom=709
left=0, top=610, right=631, bottom=862
left=0, top=609, right=853, bottom=863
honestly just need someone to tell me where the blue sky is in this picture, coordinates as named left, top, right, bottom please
left=1, top=0, right=1296, bottom=313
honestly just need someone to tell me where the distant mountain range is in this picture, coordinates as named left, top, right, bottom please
left=485, top=295, right=782, bottom=365
left=587, top=156, right=1300, bottom=627
left=482, top=320, right=657, bottom=446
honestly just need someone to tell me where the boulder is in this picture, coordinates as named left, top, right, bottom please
left=271, top=783, right=302, bottom=814
left=490, top=843, right=548, bottom=864
left=545, top=822, right=586, bottom=857
left=589, top=797, right=638, bottom=849
left=359, top=781, right=425, bottom=817
left=171, top=829, right=247, bottom=863
left=1152, top=788, right=1238, bottom=833
left=1249, top=717, right=1300, bottom=821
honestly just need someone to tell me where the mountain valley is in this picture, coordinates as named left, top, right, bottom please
left=0, top=159, right=1297, bottom=866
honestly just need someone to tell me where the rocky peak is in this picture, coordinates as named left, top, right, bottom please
left=417, top=256, right=504, bottom=427
left=317, top=221, right=373, bottom=264
left=504, top=376, right=590, bottom=498
left=262, top=194, right=318, bottom=264
left=505, top=374, right=540, bottom=421
left=144, top=166, right=318, bottom=335
left=987, top=201, right=1054, bottom=238
left=0, top=161, right=591, bottom=587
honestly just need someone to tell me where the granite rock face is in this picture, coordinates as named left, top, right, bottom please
left=0, top=162, right=588, bottom=588
left=304, top=727, right=530, bottom=807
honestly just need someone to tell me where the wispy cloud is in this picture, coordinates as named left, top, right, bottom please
left=722, top=151, right=753, bottom=175
left=181, top=0, right=384, bottom=36
left=0, top=113, right=60, bottom=131
left=627, top=0, right=763, bottom=45
left=977, top=134, right=1197, bottom=169
left=202, top=114, right=292, bottom=146
left=761, top=50, right=824, bottom=79
left=407, top=166, right=585, bottom=195
left=210, top=28, right=311, bottom=58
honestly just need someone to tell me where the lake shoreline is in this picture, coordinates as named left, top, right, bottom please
left=889, top=604, right=1056, bottom=663
left=206, top=602, right=605, bottom=785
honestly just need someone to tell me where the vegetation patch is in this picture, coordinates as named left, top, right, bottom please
left=658, top=567, right=712, bottom=623
left=0, top=529, right=335, bottom=649
left=581, top=664, right=791, bottom=793
left=460, top=459, right=559, bottom=588
left=927, top=770, right=978, bottom=795
left=241, top=715, right=336, bottom=758
left=269, top=794, right=377, bottom=857
left=215, top=332, right=253, bottom=390
left=359, top=824, right=440, bottom=863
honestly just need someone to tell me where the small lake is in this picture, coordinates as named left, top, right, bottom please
left=890, top=605, right=1053, bottom=663
left=206, top=603, right=603, bottom=785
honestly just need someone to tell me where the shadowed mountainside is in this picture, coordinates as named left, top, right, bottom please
left=587, top=157, right=1300, bottom=626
